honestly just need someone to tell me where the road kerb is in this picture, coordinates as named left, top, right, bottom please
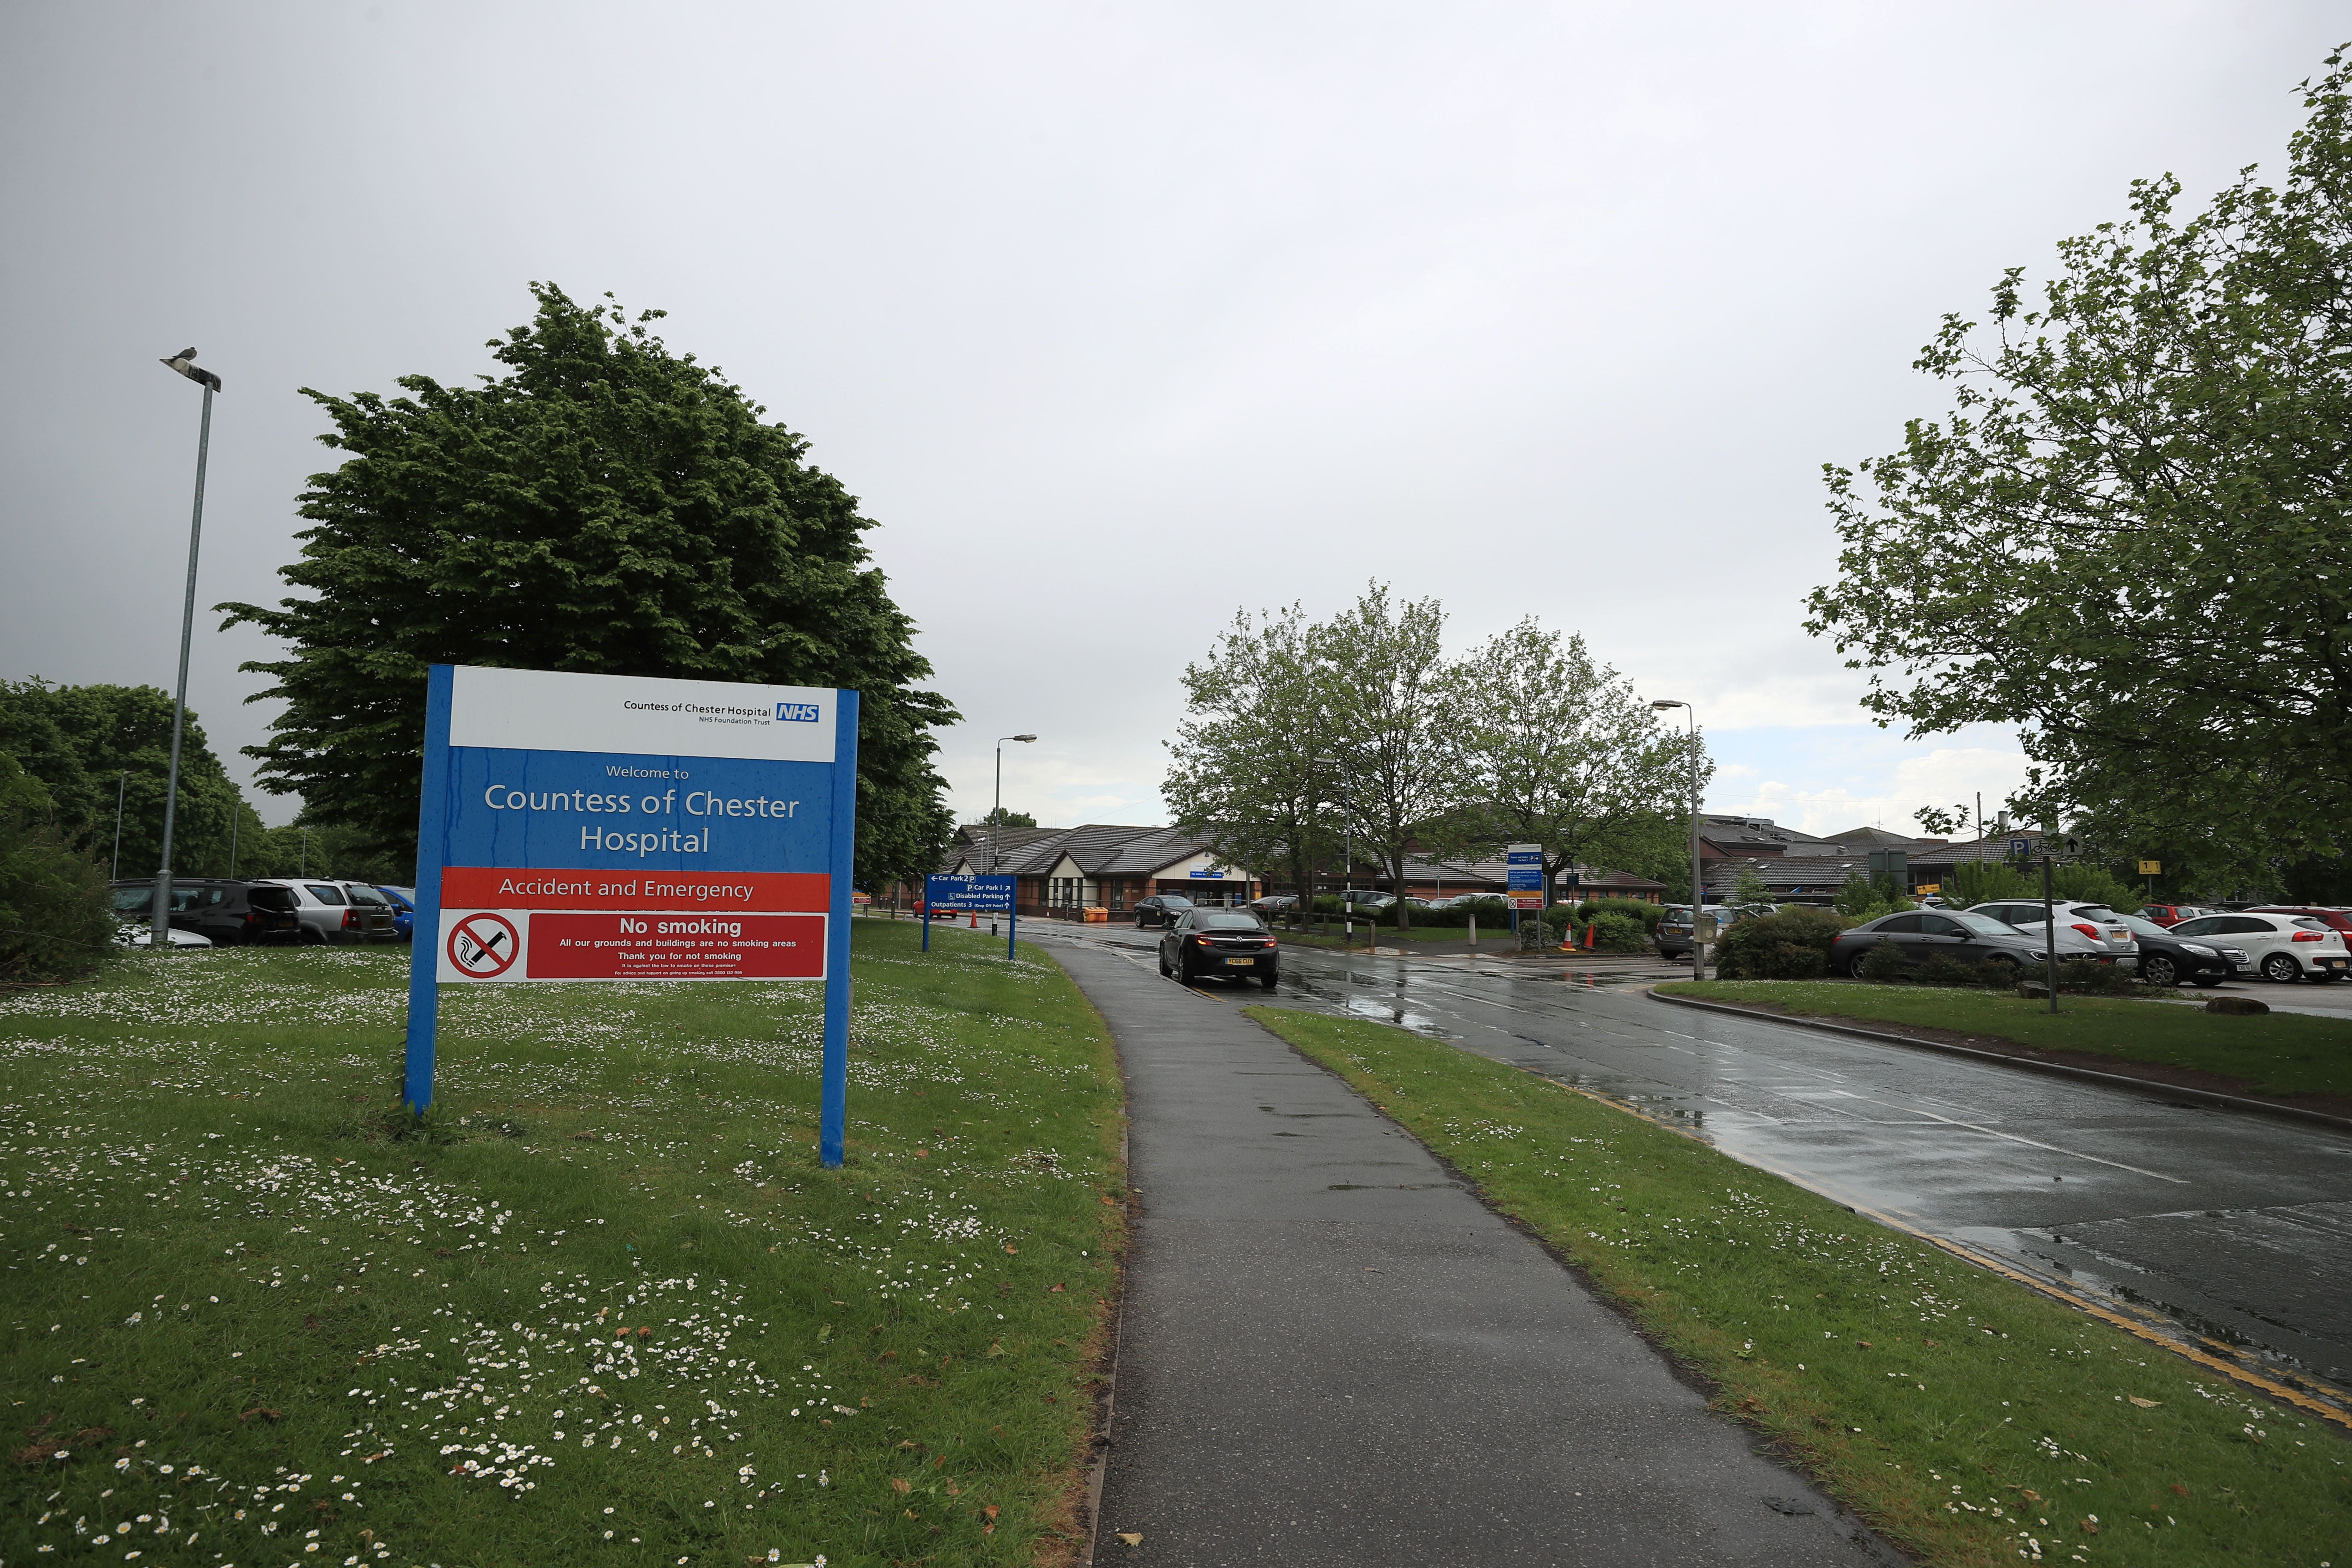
left=1647, top=986, right=2352, bottom=1133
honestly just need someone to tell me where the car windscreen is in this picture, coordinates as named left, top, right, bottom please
left=1948, top=911, right=2018, bottom=937
left=2294, top=918, right=2335, bottom=932
left=344, top=885, right=391, bottom=906
left=1160, top=896, right=1194, bottom=907
left=2071, top=906, right=2123, bottom=924
left=1195, top=913, right=1266, bottom=931
left=2111, top=912, right=2172, bottom=940
left=110, top=886, right=153, bottom=913
left=247, top=886, right=297, bottom=911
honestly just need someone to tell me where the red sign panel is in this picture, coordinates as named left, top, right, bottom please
left=441, top=867, right=827, bottom=913
left=524, top=912, right=825, bottom=980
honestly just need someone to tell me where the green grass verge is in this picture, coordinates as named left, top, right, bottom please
left=1, top=919, right=1124, bottom=1568
left=1658, top=980, right=2352, bottom=1101
left=1247, top=1005, right=2352, bottom=1567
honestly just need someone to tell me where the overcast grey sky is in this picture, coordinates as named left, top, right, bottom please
left=2, top=3, right=2338, bottom=838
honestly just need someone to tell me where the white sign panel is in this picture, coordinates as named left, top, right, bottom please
left=447, top=666, right=838, bottom=763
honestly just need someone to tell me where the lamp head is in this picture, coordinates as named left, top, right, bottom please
left=160, top=350, right=223, bottom=392
left=1651, top=699, right=1686, bottom=710
left=1012, top=734, right=1037, bottom=743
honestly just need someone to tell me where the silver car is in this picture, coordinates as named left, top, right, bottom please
left=1967, top=899, right=2140, bottom=965
left=250, top=879, right=401, bottom=944
left=1828, top=907, right=2112, bottom=980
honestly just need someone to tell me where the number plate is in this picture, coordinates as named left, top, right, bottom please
left=1225, top=956, right=1257, bottom=967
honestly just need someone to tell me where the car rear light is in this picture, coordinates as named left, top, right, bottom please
left=343, top=909, right=361, bottom=931
left=2293, top=931, right=2324, bottom=942
left=2070, top=923, right=2101, bottom=940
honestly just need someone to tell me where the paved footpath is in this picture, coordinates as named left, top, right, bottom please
left=1054, top=942, right=1894, bottom=1567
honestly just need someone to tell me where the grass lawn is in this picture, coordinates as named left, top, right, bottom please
left=1249, top=1006, right=2352, bottom=1568
left=1657, top=980, right=2352, bottom=1102
left=0, top=919, right=1124, bottom=1568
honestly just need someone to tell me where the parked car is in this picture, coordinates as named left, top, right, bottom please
left=115, top=923, right=215, bottom=948
left=1655, top=904, right=1751, bottom=960
left=1247, top=894, right=1299, bottom=915
left=1828, top=907, right=2108, bottom=980
left=250, top=879, right=401, bottom=944
left=2246, top=905, right=2352, bottom=937
left=1339, top=889, right=1396, bottom=910
left=1965, top=899, right=2140, bottom=964
left=1133, top=894, right=1196, bottom=928
left=2138, top=904, right=2214, bottom=928
left=108, top=878, right=302, bottom=946
left=1158, top=909, right=1279, bottom=988
left=2102, top=909, right=2235, bottom=988
left=2166, top=911, right=2351, bottom=983
left=377, top=885, right=418, bottom=941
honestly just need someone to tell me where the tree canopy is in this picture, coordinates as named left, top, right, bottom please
left=1805, top=46, right=2352, bottom=872
left=221, top=285, right=957, bottom=889
left=0, top=678, right=245, bottom=880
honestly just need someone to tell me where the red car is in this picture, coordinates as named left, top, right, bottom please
left=2138, top=904, right=2210, bottom=927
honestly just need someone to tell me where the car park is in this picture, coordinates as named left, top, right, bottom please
left=2166, top=911, right=2351, bottom=982
left=250, top=878, right=401, bottom=944
left=377, top=885, right=418, bottom=941
left=108, top=879, right=302, bottom=946
left=1828, top=907, right=2105, bottom=979
left=2103, top=909, right=2235, bottom=987
left=1133, top=894, right=1196, bottom=928
left=1966, top=899, right=2140, bottom=964
left=1158, top=909, right=1279, bottom=987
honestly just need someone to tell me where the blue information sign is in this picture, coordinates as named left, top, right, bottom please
left=404, top=665, right=862, bottom=1165
left=923, top=873, right=1017, bottom=958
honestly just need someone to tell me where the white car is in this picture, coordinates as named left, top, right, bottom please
left=115, top=923, right=214, bottom=948
left=1967, top=899, right=2140, bottom=966
left=2166, top=912, right=2352, bottom=983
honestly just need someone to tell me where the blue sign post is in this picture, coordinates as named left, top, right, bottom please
left=924, top=873, right=1017, bottom=959
left=1505, top=842, right=1544, bottom=934
left=403, top=665, right=862, bottom=1167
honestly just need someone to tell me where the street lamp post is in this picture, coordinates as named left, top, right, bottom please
left=989, top=735, right=1036, bottom=931
left=1314, top=758, right=1352, bottom=948
left=1652, top=700, right=1703, bottom=980
left=111, top=771, right=128, bottom=882
left=152, top=350, right=223, bottom=953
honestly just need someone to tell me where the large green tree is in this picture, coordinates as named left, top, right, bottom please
left=1319, top=583, right=1462, bottom=931
left=1442, top=617, right=1705, bottom=899
left=0, top=678, right=247, bottom=881
left=222, top=286, right=957, bottom=889
left=1162, top=603, right=1343, bottom=924
left=1805, top=47, right=2352, bottom=868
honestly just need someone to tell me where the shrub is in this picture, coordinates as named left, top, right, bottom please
left=0, top=755, right=117, bottom=986
left=1748, top=941, right=1828, bottom=980
left=1858, top=941, right=1911, bottom=982
left=1917, top=953, right=1981, bottom=987
left=2053, top=957, right=2140, bottom=996
left=1572, top=898, right=1666, bottom=932
left=1712, top=906, right=1850, bottom=978
left=1586, top=912, right=1648, bottom=953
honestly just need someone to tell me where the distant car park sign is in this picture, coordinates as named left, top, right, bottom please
left=1506, top=843, right=1544, bottom=911
left=923, top=873, right=1017, bottom=959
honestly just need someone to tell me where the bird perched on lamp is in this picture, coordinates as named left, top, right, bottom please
left=159, top=348, right=222, bottom=392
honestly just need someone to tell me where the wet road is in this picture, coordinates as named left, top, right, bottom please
left=1035, top=922, right=2352, bottom=1393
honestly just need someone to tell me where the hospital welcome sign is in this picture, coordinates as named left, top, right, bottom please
left=403, top=665, right=860, bottom=1162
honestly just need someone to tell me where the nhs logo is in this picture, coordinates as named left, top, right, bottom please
left=775, top=701, right=822, bottom=724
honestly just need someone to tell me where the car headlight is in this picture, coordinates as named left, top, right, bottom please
left=2221, top=948, right=2250, bottom=962
left=2027, top=951, right=2046, bottom=962
left=2179, top=942, right=2217, bottom=958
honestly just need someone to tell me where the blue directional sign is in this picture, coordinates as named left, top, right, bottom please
left=923, top=873, right=1017, bottom=959
left=1505, top=842, right=1544, bottom=909
left=2008, top=837, right=2033, bottom=861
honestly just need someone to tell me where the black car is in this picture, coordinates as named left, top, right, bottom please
left=108, top=879, right=303, bottom=946
left=1159, top=910, right=1279, bottom=987
left=1134, top=894, right=1196, bottom=928
left=2094, top=909, right=2230, bottom=987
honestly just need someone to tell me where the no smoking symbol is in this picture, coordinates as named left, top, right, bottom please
left=447, top=912, right=520, bottom=977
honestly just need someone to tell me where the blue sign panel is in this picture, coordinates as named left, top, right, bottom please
left=404, top=665, right=862, bottom=1167
left=922, top=873, right=1018, bottom=959
left=926, top=874, right=1015, bottom=913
